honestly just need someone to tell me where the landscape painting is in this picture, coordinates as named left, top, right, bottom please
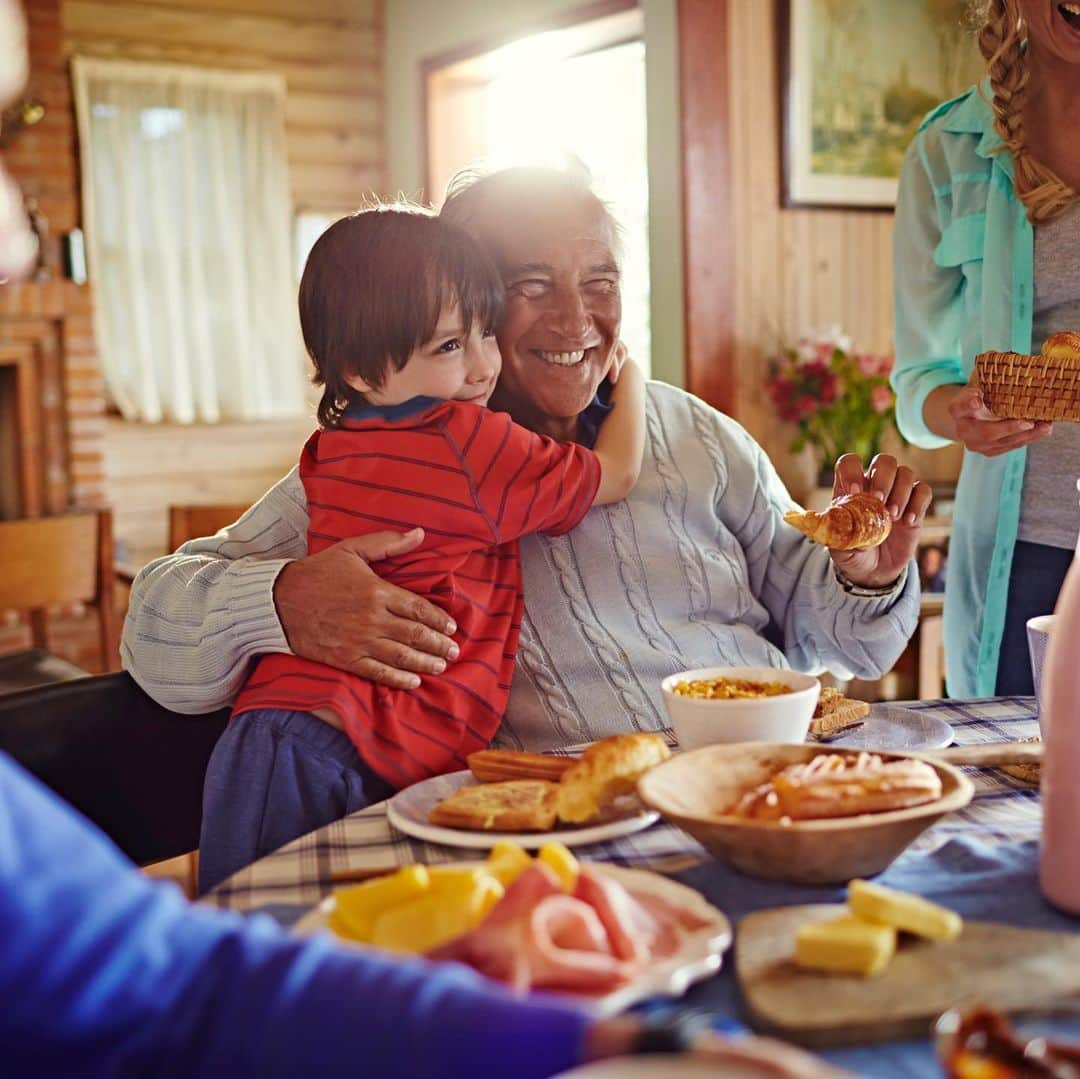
left=782, top=0, right=987, bottom=208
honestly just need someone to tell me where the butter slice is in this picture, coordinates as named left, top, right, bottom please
left=848, top=879, right=963, bottom=941
left=794, top=914, right=897, bottom=976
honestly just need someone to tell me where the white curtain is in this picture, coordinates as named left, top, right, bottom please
left=72, top=58, right=306, bottom=423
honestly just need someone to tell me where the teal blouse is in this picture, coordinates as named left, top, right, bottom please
left=892, top=83, right=1034, bottom=697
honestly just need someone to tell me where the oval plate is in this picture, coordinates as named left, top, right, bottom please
left=386, top=769, right=660, bottom=851
left=296, top=862, right=731, bottom=1017
left=825, top=703, right=953, bottom=752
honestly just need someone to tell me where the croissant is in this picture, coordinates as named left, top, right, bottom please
left=783, top=492, right=891, bottom=551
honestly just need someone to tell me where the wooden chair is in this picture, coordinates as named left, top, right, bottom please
left=0, top=672, right=228, bottom=867
left=0, top=510, right=119, bottom=695
left=168, top=503, right=249, bottom=551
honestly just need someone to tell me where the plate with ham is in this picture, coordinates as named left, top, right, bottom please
left=298, top=860, right=732, bottom=1015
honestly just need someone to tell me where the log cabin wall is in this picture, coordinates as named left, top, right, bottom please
left=62, top=0, right=387, bottom=568
left=728, top=0, right=962, bottom=498
left=0, top=0, right=105, bottom=666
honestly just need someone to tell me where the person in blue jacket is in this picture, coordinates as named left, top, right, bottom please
left=892, top=0, right=1080, bottom=697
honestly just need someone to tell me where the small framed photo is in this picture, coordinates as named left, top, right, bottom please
left=918, top=542, right=948, bottom=595
left=779, top=0, right=985, bottom=210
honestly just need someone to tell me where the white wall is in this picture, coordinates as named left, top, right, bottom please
left=384, top=0, right=685, bottom=388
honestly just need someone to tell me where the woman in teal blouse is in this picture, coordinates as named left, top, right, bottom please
left=892, top=0, right=1080, bottom=697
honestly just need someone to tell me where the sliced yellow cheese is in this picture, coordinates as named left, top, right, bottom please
left=485, top=840, right=533, bottom=886
left=847, top=879, right=963, bottom=942
left=538, top=842, right=579, bottom=892
left=371, top=874, right=503, bottom=954
left=329, top=865, right=431, bottom=943
left=794, top=914, right=897, bottom=976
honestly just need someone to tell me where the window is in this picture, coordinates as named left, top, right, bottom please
left=72, top=59, right=305, bottom=423
left=425, top=7, right=651, bottom=375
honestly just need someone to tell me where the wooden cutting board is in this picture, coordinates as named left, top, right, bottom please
left=737, top=903, right=1080, bottom=1047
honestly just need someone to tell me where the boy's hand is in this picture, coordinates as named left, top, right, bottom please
left=605, top=341, right=630, bottom=384
left=273, top=529, right=459, bottom=689
left=827, top=453, right=932, bottom=589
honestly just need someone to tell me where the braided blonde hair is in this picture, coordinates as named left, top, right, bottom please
left=976, top=0, right=1077, bottom=223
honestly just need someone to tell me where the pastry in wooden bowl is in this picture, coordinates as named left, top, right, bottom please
left=637, top=743, right=973, bottom=884
left=784, top=492, right=891, bottom=551
left=976, top=330, right=1080, bottom=422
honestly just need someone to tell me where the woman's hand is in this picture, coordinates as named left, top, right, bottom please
left=927, top=380, right=1052, bottom=456
left=827, top=453, right=933, bottom=590
left=273, top=528, right=459, bottom=689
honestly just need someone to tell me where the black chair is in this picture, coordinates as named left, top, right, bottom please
left=0, top=672, right=228, bottom=866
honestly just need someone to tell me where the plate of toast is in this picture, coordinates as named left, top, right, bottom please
left=387, top=733, right=668, bottom=850
left=811, top=689, right=953, bottom=751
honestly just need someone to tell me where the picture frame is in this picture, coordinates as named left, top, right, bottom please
left=779, top=0, right=985, bottom=210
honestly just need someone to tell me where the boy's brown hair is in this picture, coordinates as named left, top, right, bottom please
left=299, top=204, right=504, bottom=427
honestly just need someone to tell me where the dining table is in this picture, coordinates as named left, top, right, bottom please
left=207, top=695, right=1080, bottom=1078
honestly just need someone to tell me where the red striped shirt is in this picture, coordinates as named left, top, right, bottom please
left=233, top=398, right=601, bottom=788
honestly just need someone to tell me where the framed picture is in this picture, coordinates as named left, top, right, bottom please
left=780, top=0, right=985, bottom=210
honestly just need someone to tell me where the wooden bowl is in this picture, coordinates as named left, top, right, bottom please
left=637, top=743, right=974, bottom=884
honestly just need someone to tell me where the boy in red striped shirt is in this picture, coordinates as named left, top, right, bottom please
left=199, top=206, right=645, bottom=891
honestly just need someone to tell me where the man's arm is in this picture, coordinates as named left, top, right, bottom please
left=122, top=468, right=458, bottom=713
left=707, top=408, right=919, bottom=680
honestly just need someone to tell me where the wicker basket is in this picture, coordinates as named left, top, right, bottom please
left=976, top=348, right=1080, bottom=422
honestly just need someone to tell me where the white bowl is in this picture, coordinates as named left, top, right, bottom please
left=660, top=665, right=820, bottom=749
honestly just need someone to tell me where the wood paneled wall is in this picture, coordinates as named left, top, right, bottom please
left=62, top=0, right=386, bottom=212
left=728, top=1, right=961, bottom=497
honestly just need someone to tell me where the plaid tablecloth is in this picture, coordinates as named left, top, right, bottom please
left=208, top=696, right=1041, bottom=913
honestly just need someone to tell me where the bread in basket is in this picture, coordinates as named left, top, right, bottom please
left=975, top=331, right=1080, bottom=422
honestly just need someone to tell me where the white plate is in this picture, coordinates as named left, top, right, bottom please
left=385, top=769, right=660, bottom=850
left=554, top=1059, right=772, bottom=1079
left=823, top=702, right=953, bottom=751
left=296, top=862, right=731, bottom=1016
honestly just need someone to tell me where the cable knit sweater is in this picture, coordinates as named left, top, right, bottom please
left=123, top=383, right=918, bottom=750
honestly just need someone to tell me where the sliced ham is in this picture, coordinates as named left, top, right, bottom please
left=427, top=863, right=715, bottom=996
left=428, top=864, right=633, bottom=994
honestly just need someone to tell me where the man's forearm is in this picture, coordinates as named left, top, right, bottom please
left=121, top=470, right=309, bottom=713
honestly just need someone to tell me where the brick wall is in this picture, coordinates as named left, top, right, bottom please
left=1, top=0, right=108, bottom=670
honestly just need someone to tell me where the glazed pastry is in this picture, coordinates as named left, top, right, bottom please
left=730, top=751, right=942, bottom=821
left=783, top=492, right=892, bottom=551
left=468, top=749, right=573, bottom=784
left=1041, top=330, right=1080, bottom=361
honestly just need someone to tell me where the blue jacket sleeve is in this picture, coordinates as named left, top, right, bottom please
left=0, top=752, right=590, bottom=1078
left=892, top=134, right=969, bottom=449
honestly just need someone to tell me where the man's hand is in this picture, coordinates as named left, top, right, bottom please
left=828, top=453, right=933, bottom=590
left=949, top=381, right=1052, bottom=456
left=273, top=528, right=459, bottom=689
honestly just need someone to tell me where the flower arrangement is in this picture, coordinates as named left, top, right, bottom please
left=765, top=327, right=898, bottom=480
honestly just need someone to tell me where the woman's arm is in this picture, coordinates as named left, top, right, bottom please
left=122, top=469, right=457, bottom=712
left=892, top=135, right=1051, bottom=456
left=591, top=359, right=646, bottom=504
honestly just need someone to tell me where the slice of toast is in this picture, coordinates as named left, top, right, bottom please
left=428, top=780, right=558, bottom=832
left=810, top=687, right=870, bottom=736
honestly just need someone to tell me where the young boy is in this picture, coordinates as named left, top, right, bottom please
left=199, top=206, right=645, bottom=891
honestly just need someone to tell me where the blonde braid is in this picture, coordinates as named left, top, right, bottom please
left=977, top=0, right=1076, bottom=223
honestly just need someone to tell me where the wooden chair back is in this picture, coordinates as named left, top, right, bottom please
left=0, top=510, right=118, bottom=668
left=168, top=503, right=249, bottom=551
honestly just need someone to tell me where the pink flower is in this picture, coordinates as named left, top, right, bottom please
left=876, top=353, right=894, bottom=376
left=819, top=370, right=839, bottom=404
left=856, top=353, right=879, bottom=376
left=870, top=385, right=894, bottom=414
left=795, top=395, right=817, bottom=420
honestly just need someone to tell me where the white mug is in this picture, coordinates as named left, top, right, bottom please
left=1027, top=614, right=1054, bottom=725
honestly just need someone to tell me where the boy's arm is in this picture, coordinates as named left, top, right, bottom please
left=591, top=359, right=645, bottom=504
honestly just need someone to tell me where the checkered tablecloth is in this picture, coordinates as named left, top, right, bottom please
left=207, top=696, right=1041, bottom=913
